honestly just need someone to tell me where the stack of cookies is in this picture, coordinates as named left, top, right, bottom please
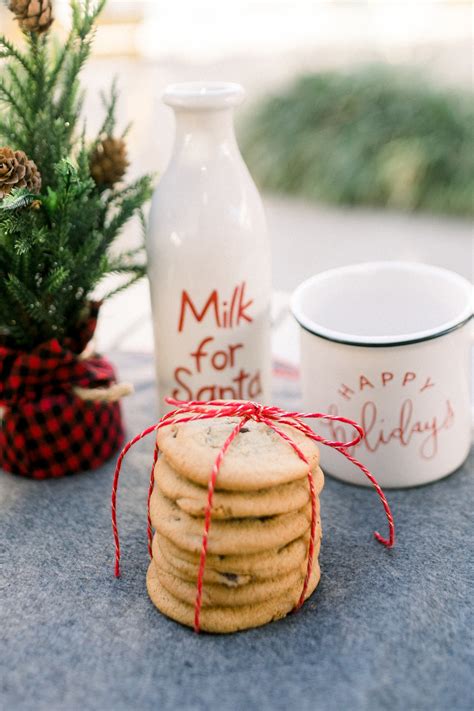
left=146, top=417, right=324, bottom=633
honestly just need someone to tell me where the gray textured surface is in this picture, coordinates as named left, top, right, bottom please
left=1, top=352, right=473, bottom=711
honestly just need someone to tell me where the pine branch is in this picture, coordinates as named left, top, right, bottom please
left=121, top=121, right=132, bottom=139
left=47, top=34, right=75, bottom=92
left=55, top=4, right=104, bottom=123
left=107, top=245, right=147, bottom=267
left=12, top=233, right=33, bottom=256
left=44, top=265, right=70, bottom=294
left=91, top=79, right=119, bottom=151
left=102, top=272, right=144, bottom=301
left=0, top=79, right=29, bottom=126
left=0, top=37, right=34, bottom=75
left=6, top=64, right=30, bottom=107
left=0, top=123, right=22, bottom=145
left=72, top=0, right=107, bottom=38
left=55, top=39, right=90, bottom=120
left=0, top=189, right=37, bottom=210
left=5, top=274, right=48, bottom=325
left=105, top=263, right=145, bottom=275
left=101, top=176, right=153, bottom=249
left=27, top=33, right=47, bottom=118
left=106, top=175, right=154, bottom=207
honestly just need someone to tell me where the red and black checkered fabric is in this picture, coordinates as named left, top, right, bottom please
left=0, top=304, right=124, bottom=479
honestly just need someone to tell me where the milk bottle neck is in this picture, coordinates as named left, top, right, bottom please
left=164, top=82, right=245, bottom=161
left=172, top=108, right=238, bottom=157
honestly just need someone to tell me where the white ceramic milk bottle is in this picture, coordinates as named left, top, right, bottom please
left=147, top=82, right=272, bottom=413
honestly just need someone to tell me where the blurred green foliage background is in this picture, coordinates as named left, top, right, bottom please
left=241, top=67, right=474, bottom=217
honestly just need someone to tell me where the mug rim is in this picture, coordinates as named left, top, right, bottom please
left=291, top=261, right=473, bottom=348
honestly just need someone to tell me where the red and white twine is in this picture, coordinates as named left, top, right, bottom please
left=111, top=398, right=395, bottom=633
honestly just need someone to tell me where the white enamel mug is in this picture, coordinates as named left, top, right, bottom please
left=291, top=262, right=473, bottom=488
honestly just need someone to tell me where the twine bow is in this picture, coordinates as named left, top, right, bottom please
left=111, top=398, right=395, bottom=633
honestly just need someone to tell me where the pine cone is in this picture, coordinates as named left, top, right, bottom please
left=0, top=147, right=42, bottom=199
left=8, top=0, right=54, bottom=34
left=90, top=137, right=129, bottom=188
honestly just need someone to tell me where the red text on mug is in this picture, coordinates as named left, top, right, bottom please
left=325, top=370, right=455, bottom=460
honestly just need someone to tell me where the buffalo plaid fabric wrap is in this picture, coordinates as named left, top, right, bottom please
left=0, top=304, right=124, bottom=479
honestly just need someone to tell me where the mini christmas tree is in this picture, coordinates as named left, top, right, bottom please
left=0, top=0, right=153, bottom=479
left=0, top=0, right=153, bottom=350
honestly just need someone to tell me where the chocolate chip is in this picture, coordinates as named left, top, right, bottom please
left=222, top=572, right=239, bottom=582
left=240, top=427, right=249, bottom=433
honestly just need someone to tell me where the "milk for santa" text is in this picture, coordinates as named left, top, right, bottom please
left=172, top=282, right=263, bottom=401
